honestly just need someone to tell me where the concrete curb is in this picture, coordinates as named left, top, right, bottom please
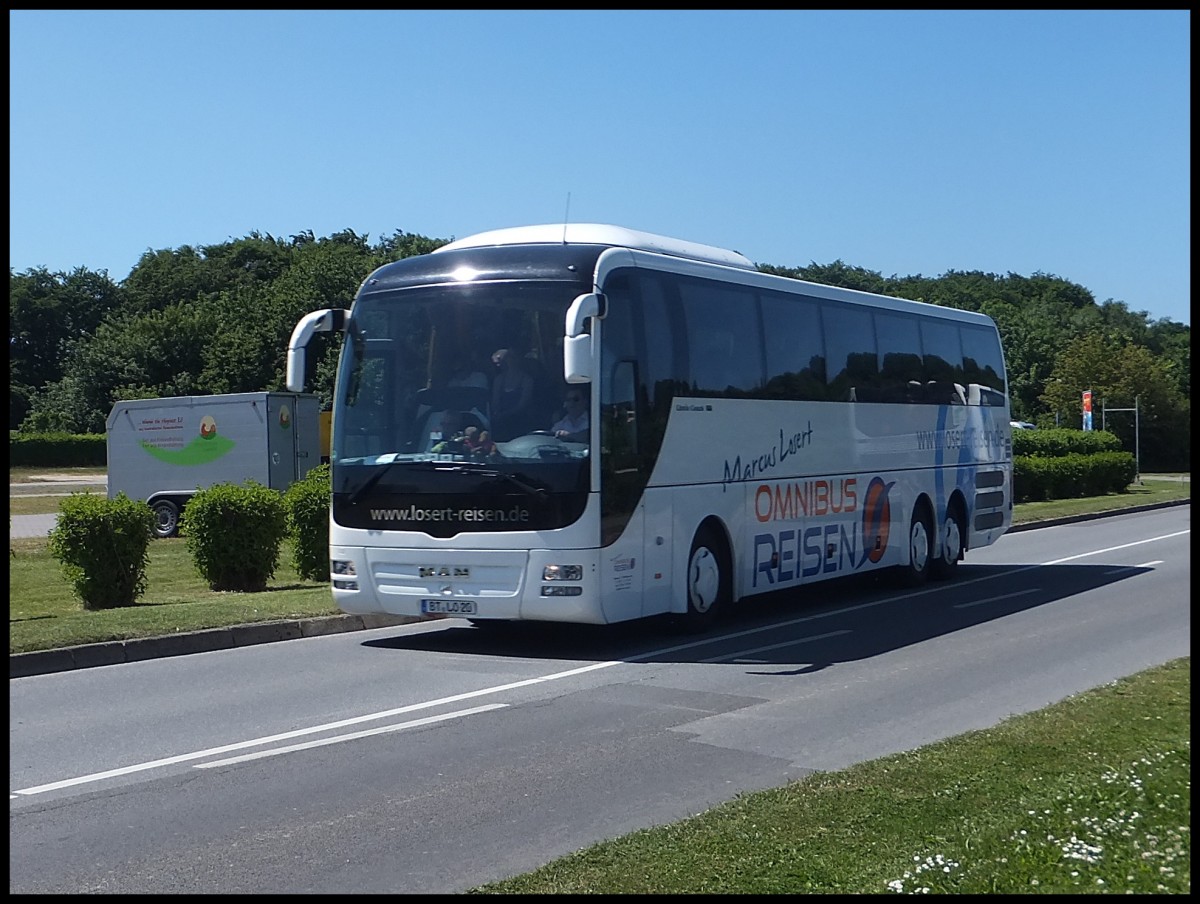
left=10, top=614, right=429, bottom=679
left=1006, top=497, right=1189, bottom=532
left=10, top=499, right=1188, bottom=679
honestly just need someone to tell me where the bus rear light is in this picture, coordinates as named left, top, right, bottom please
left=542, top=564, right=583, bottom=581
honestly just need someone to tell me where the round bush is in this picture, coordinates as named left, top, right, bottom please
left=47, top=491, right=154, bottom=610
left=182, top=480, right=288, bottom=592
left=284, top=463, right=331, bottom=583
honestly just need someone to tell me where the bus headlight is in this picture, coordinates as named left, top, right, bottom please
left=332, top=559, right=358, bottom=591
left=542, top=564, right=582, bottom=581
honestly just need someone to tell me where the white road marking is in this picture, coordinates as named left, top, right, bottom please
left=13, top=529, right=1188, bottom=797
left=194, top=704, right=509, bottom=768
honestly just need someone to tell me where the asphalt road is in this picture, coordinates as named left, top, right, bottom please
left=9, top=505, right=1191, bottom=894
left=10, top=477, right=106, bottom=538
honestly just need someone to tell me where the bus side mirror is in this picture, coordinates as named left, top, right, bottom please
left=565, top=293, right=605, bottom=338
left=286, top=308, right=348, bottom=392
left=564, top=293, right=605, bottom=384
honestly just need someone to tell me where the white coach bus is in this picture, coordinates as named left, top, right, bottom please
left=286, top=224, right=1012, bottom=632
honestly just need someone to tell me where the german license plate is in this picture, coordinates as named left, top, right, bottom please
left=421, top=598, right=478, bottom=615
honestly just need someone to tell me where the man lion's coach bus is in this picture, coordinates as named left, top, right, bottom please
left=286, top=224, right=1012, bottom=632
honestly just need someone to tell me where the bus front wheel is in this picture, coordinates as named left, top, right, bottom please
left=676, top=527, right=729, bottom=633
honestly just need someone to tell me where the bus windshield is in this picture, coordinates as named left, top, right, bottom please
left=330, top=280, right=589, bottom=523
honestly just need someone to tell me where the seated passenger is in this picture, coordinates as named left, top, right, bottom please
left=551, top=389, right=589, bottom=443
left=463, top=425, right=498, bottom=458
left=490, top=348, right=537, bottom=439
left=429, top=410, right=467, bottom=453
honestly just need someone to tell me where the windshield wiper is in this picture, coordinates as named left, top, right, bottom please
left=430, top=463, right=550, bottom=501
left=481, top=469, right=549, bottom=501
left=346, top=458, right=403, bottom=505
left=345, top=460, right=549, bottom=505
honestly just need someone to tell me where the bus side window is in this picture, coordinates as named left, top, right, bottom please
left=823, top=302, right=877, bottom=402
left=602, top=359, right=639, bottom=467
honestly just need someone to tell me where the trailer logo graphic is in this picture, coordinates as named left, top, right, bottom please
left=279, top=405, right=291, bottom=428
left=139, top=413, right=236, bottom=466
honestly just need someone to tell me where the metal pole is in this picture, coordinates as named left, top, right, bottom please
left=1104, top=403, right=1141, bottom=484
left=1135, top=396, right=1140, bottom=484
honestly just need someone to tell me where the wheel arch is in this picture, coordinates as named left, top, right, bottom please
left=672, top=514, right=735, bottom=615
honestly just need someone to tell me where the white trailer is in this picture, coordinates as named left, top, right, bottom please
left=106, top=392, right=322, bottom=538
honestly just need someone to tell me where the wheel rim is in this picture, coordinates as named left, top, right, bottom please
left=154, top=506, right=176, bottom=535
left=942, top=515, right=962, bottom=565
left=688, top=546, right=720, bottom=614
left=910, top=517, right=930, bottom=573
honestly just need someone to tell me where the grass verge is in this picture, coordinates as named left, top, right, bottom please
left=467, top=658, right=1190, bottom=894
left=1012, top=475, right=1190, bottom=524
left=8, top=475, right=1190, bottom=655
left=9, top=536, right=339, bottom=654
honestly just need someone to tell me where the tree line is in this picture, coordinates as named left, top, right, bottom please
left=9, top=227, right=1191, bottom=471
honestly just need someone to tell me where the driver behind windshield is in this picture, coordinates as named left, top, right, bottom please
left=551, top=389, right=589, bottom=442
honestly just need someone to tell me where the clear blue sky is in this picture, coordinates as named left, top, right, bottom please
left=9, top=10, right=1191, bottom=325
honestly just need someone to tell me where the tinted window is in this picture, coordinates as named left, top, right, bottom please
left=920, top=319, right=965, bottom=404
left=875, top=310, right=924, bottom=403
left=823, top=302, right=878, bottom=402
left=762, top=292, right=826, bottom=400
left=961, top=323, right=1007, bottom=404
left=677, top=279, right=764, bottom=396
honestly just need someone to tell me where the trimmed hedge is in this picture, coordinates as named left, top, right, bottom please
left=47, top=492, right=155, bottom=609
left=1013, top=451, right=1138, bottom=502
left=284, top=463, right=331, bottom=583
left=1011, top=427, right=1121, bottom=458
left=10, top=431, right=106, bottom=468
left=182, top=481, right=288, bottom=592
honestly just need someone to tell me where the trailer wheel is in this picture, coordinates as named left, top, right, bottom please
left=151, top=499, right=180, bottom=539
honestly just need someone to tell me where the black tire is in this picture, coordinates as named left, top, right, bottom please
left=675, top=526, right=730, bottom=633
left=897, top=504, right=933, bottom=588
left=931, top=499, right=965, bottom=581
left=151, top=499, right=180, bottom=539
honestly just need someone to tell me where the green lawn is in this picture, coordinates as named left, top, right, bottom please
left=468, top=659, right=1190, bottom=894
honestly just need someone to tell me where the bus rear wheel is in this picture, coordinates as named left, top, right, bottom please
left=676, top=526, right=729, bottom=633
left=897, top=504, right=933, bottom=588
left=932, top=499, right=965, bottom=581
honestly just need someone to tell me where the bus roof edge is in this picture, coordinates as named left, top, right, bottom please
left=433, top=224, right=757, bottom=270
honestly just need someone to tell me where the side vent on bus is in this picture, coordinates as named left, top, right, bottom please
left=973, top=469, right=1006, bottom=530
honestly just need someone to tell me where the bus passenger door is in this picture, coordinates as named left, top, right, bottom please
left=598, top=359, right=645, bottom=623
left=600, top=510, right=644, bottom=623
left=639, top=488, right=673, bottom=617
